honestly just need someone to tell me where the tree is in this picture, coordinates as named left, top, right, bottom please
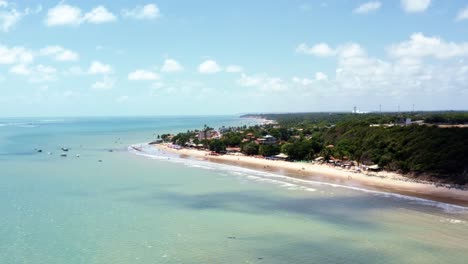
left=209, top=139, right=226, bottom=153
left=161, top=134, right=171, bottom=142
left=281, top=141, right=314, bottom=161
left=241, top=142, right=259, bottom=156
left=259, top=144, right=280, bottom=157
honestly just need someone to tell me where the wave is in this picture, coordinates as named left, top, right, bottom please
left=37, top=119, right=66, bottom=123
left=0, top=122, right=36, bottom=128
left=439, top=218, right=467, bottom=225
left=128, top=144, right=468, bottom=213
left=0, top=119, right=67, bottom=128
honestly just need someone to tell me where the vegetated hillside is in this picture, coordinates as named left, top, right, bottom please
left=242, top=111, right=468, bottom=126
left=322, top=122, right=468, bottom=184
left=241, top=112, right=468, bottom=184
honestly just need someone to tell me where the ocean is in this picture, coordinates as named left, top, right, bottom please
left=1, top=116, right=467, bottom=264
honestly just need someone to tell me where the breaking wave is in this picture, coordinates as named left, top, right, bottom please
left=129, top=143, right=468, bottom=214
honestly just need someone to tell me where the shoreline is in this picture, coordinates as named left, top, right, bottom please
left=241, top=115, right=277, bottom=125
left=146, top=143, right=468, bottom=207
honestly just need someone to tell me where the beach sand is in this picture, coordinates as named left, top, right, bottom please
left=147, top=144, right=468, bottom=207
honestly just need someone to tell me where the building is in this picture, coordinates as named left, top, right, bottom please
left=274, top=153, right=288, bottom=160
left=198, top=130, right=212, bottom=140
left=256, top=135, right=277, bottom=145
left=226, top=147, right=241, bottom=154
left=148, top=139, right=163, bottom=145
left=197, top=130, right=220, bottom=140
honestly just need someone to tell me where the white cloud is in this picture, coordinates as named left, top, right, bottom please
left=388, top=33, right=468, bottom=59
left=161, top=59, right=183, bottom=72
left=292, top=77, right=314, bottom=86
left=237, top=74, right=288, bottom=92
left=299, top=3, right=312, bottom=11
left=149, top=80, right=210, bottom=97
left=294, top=34, right=468, bottom=98
left=339, top=43, right=367, bottom=58
left=128, top=69, right=159, bottom=80
left=92, top=76, right=115, bottom=90
left=9, top=64, right=58, bottom=82
left=296, top=42, right=336, bottom=57
left=0, top=44, right=34, bottom=64
left=456, top=6, right=468, bottom=21
left=315, top=72, right=328, bottom=81
left=353, top=1, right=381, bottom=14
left=9, top=64, right=30, bottom=75
left=45, top=4, right=116, bottom=26
left=122, top=4, right=160, bottom=20
left=0, top=7, right=23, bottom=32
left=39, top=85, right=49, bottom=92
left=32, top=64, right=57, bottom=82
left=64, top=66, right=84, bottom=76
left=296, top=42, right=365, bottom=59
left=45, top=4, right=81, bottom=26
left=1, top=44, right=81, bottom=65
left=82, top=6, right=116, bottom=24
left=198, top=60, right=222, bottom=74
left=401, top=0, right=430, bottom=13
left=63, top=90, right=75, bottom=97
left=116, top=95, right=129, bottom=103
left=0, top=2, right=39, bottom=32
left=88, top=61, right=113, bottom=74
left=226, top=65, right=243, bottom=73
left=40, top=46, right=79, bottom=61
left=237, top=74, right=263, bottom=87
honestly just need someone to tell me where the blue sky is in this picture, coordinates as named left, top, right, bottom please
left=1, top=0, right=468, bottom=117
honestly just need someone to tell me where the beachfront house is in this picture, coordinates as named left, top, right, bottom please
left=148, top=139, right=163, bottom=145
left=274, top=153, right=288, bottom=160
left=198, top=130, right=212, bottom=140
left=226, top=147, right=241, bottom=154
left=256, top=135, right=277, bottom=145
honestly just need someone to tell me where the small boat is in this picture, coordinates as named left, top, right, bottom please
left=61, top=147, right=70, bottom=152
left=76, top=154, right=80, bottom=157
left=60, top=153, right=67, bottom=157
left=37, top=149, right=42, bottom=153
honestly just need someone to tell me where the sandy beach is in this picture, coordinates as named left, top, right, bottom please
left=150, top=143, right=468, bottom=207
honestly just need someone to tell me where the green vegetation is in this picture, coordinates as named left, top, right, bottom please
left=242, top=112, right=468, bottom=184
left=208, top=139, right=226, bottom=153
left=162, top=111, right=468, bottom=184
left=322, top=122, right=468, bottom=183
left=243, top=111, right=468, bottom=127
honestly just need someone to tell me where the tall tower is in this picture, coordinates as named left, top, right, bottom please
left=353, top=106, right=357, bottom=114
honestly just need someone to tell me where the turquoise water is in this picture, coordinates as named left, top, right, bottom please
left=1, top=116, right=468, bottom=264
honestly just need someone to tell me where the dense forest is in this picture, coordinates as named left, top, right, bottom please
left=242, top=111, right=468, bottom=127
left=166, top=112, right=468, bottom=184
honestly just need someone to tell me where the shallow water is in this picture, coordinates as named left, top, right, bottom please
left=1, top=116, right=467, bottom=264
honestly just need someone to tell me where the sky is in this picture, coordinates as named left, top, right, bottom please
left=1, top=0, right=468, bottom=117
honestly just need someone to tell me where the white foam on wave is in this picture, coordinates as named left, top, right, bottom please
left=37, top=119, right=65, bottom=123
left=439, top=218, right=467, bottom=225
left=128, top=144, right=468, bottom=213
left=0, top=119, right=65, bottom=128
left=0, top=122, right=36, bottom=128
left=187, top=164, right=215, bottom=170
